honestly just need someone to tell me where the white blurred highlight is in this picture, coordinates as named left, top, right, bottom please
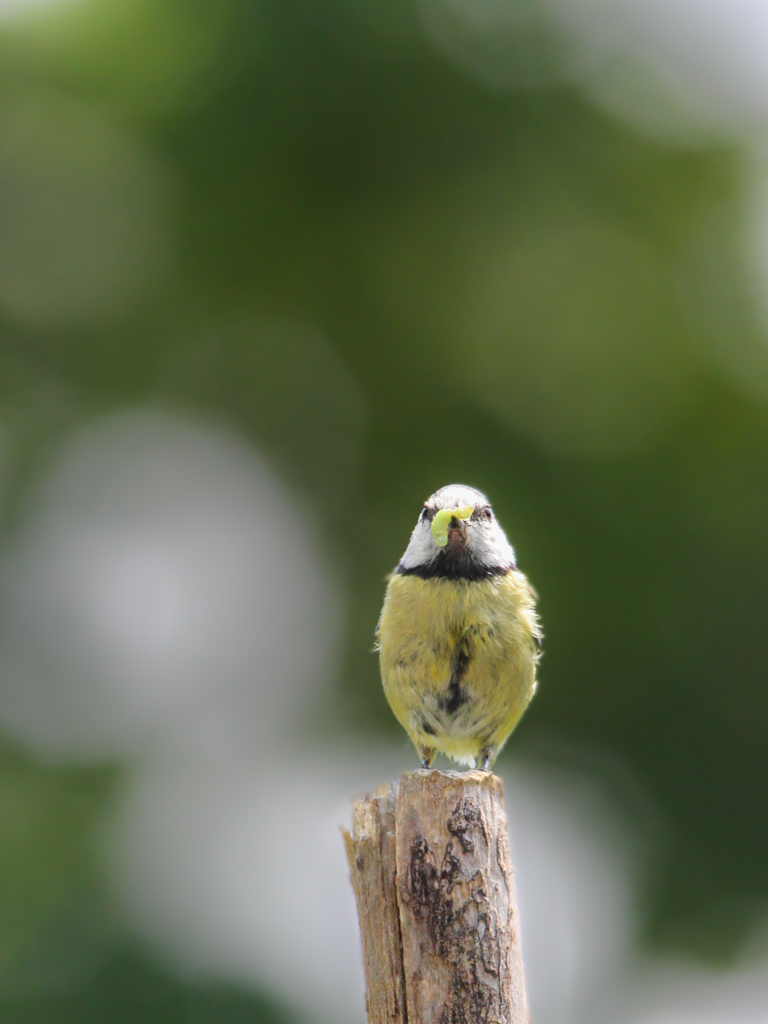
left=0, top=411, right=341, bottom=760
left=0, top=0, right=75, bottom=20
left=540, top=0, right=768, bottom=138
left=607, top=959, right=768, bottom=1024
left=507, top=765, right=636, bottom=1024
left=0, top=93, right=171, bottom=325
left=104, top=751, right=393, bottom=1024
left=421, top=0, right=768, bottom=142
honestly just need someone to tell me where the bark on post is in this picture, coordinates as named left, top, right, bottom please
left=344, top=769, right=527, bottom=1024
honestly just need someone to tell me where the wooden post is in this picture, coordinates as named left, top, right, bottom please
left=344, top=769, right=527, bottom=1024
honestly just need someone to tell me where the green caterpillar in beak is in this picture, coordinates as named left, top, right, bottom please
left=431, top=506, right=474, bottom=547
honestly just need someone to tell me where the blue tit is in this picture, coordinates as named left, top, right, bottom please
left=376, top=484, right=541, bottom=771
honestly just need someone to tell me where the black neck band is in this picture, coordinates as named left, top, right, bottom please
left=395, top=551, right=515, bottom=581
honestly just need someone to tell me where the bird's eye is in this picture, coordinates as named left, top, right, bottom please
left=420, top=506, right=430, bottom=521
left=483, top=507, right=493, bottom=520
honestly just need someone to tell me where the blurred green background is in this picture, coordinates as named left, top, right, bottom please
left=0, top=0, right=768, bottom=1021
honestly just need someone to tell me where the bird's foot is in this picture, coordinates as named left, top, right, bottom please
left=478, top=747, right=495, bottom=772
left=419, top=747, right=436, bottom=769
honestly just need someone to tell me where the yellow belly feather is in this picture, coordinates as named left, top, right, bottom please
left=377, top=572, right=539, bottom=766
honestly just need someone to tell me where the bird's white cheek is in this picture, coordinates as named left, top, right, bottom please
left=466, top=527, right=491, bottom=560
left=401, top=525, right=438, bottom=568
left=467, top=526, right=512, bottom=567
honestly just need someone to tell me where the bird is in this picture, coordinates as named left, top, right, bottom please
left=376, top=484, right=541, bottom=771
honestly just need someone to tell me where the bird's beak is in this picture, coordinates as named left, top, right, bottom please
left=431, top=506, right=473, bottom=547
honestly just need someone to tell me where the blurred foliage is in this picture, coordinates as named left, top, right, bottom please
left=0, top=0, right=766, bottom=1017
left=0, top=748, right=114, bottom=991
left=0, top=949, right=294, bottom=1024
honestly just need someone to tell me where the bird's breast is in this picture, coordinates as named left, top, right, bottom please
left=378, top=571, right=537, bottom=714
left=377, top=555, right=540, bottom=765
left=379, top=572, right=536, bottom=653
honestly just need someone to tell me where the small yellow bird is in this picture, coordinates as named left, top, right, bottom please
left=376, top=484, right=541, bottom=770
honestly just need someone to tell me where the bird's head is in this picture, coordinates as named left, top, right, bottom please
left=397, top=484, right=516, bottom=579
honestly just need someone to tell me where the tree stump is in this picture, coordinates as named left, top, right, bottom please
left=344, top=769, right=527, bottom=1024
